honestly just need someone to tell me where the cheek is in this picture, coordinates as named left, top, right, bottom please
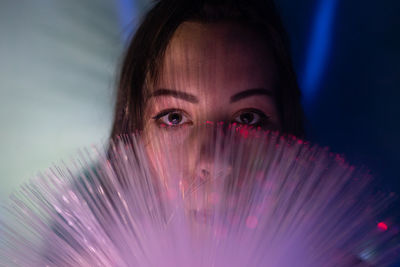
left=142, top=124, right=197, bottom=186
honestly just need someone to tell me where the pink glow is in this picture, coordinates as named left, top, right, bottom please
left=377, top=222, right=388, bottom=231
left=246, top=215, right=258, bottom=229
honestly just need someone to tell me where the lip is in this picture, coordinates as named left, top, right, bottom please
left=189, top=209, right=215, bottom=222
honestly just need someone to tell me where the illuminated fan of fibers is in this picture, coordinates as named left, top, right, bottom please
left=1, top=124, right=399, bottom=266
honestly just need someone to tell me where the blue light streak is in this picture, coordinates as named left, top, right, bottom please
left=117, top=0, right=137, bottom=42
left=302, top=0, right=338, bottom=103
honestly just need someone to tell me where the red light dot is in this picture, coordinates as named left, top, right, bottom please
left=240, top=128, right=249, bottom=138
left=377, top=222, right=388, bottom=231
left=297, top=139, right=304, bottom=145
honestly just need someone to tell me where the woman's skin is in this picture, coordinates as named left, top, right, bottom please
left=141, top=21, right=282, bottom=206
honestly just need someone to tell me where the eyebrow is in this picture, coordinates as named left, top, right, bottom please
left=149, top=88, right=273, bottom=104
left=149, top=89, right=199, bottom=103
left=230, top=88, right=273, bottom=103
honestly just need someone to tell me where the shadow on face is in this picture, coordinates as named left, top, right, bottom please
left=142, top=21, right=282, bottom=196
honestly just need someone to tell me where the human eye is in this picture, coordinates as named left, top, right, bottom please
left=152, top=109, right=193, bottom=128
left=232, top=108, right=271, bottom=127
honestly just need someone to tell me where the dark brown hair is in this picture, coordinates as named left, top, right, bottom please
left=110, top=0, right=304, bottom=139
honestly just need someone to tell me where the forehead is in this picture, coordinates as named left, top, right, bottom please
left=153, top=21, right=277, bottom=96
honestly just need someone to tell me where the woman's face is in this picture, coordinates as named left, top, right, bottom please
left=142, top=21, right=281, bottom=197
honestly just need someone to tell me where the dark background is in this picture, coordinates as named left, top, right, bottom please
left=278, top=0, right=400, bottom=196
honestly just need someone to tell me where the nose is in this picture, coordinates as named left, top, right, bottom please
left=183, top=124, right=232, bottom=211
left=193, top=124, right=232, bottom=182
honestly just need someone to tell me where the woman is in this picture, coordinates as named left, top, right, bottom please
left=106, top=3, right=372, bottom=265
left=110, top=0, right=304, bottom=185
